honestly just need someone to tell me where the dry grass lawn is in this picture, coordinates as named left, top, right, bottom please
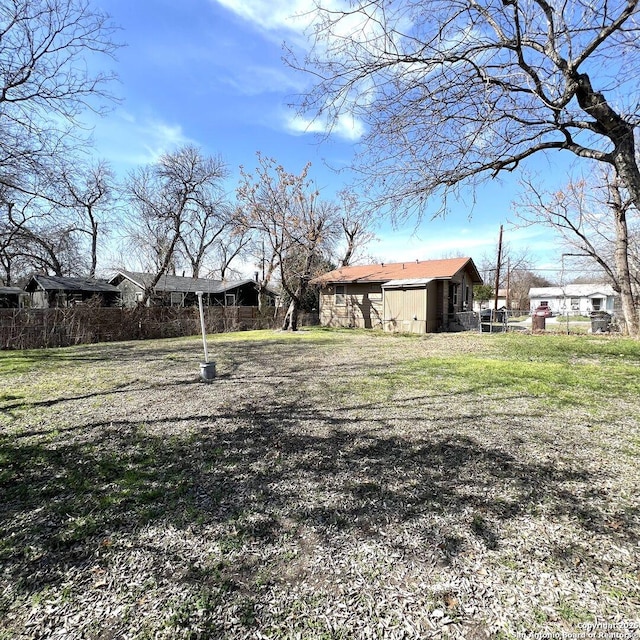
left=1, top=328, right=639, bottom=639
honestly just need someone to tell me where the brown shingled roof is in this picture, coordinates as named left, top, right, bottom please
left=312, top=257, right=482, bottom=285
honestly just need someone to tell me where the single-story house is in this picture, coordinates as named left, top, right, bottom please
left=110, top=270, right=278, bottom=308
left=529, top=284, right=618, bottom=316
left=25, top=275, right=121, bottom=308
left=0, top=286, right=27, bottom=308
left=311, top=257, right=483, bottom=334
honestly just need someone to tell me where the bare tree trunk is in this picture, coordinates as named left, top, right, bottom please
left=282, top=299, right=299, bottom=331
left=141, top=231, right=181, bottom=306
left=89, top=218, right=98, bottom=278
left=614, top=219, right=638, bottom=336
left=575, top=73, right=640, bottom=213
left=257, top=282, right=267, bottom=312
left=610, top=181, right=640, bottom=336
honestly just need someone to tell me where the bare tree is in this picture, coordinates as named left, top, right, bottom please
left=237, top=154, right=340, bottom=330
left=478, top=239, right=541, bottom=307
left=0, top=0, right=119, bottom=193
left=175, top=175, right=238, bottom=279
left=0, top=208, right=27, bottom=285
left=336, top=188, right=375, bottom=266
left=124, top=146, right=229, bottom=304
left=207, top=222, right=253, bottom=281
left=246, top=235, right=281, bottom=313
left=516, top=171, right=640, bottom=334
left=292, top=1, right=640, bottom=217
left=510, top=270, right=554, bottom=310
left=0, top=194, right=84, bottom=280
left=59, top=161, right=116, bottom=277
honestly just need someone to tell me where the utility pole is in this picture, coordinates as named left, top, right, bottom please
left=505, top=258, right=511, bottom=310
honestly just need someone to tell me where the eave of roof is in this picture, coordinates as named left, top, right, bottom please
left=312, top=257, right=482, bottom=285
left=26, top=275, right=119, bottom=293
left=382, top=277, right=434, bottom=288
left=112, top=271, right=271, bottom=295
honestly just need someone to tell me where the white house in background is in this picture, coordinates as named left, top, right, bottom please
left=474, top=288, right=508, bottom=312
left=528, top=284, right=617, bottom=316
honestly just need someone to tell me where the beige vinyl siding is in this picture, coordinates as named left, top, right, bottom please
left=383, top=287, right=428, bottom=334
left=426, top=281, right=439, bottom=332
left=319, top=284, right=383, bottom=328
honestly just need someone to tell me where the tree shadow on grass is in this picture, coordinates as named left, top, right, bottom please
left=1, top=396, right=636, bottom=606
left=0, top=338, right=351, bottom=415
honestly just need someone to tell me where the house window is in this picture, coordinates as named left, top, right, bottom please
left=570, top=298, right=579, bottom=311
left=225, top=293, right=236, bottom=307
left=592, top=298, right=602, bottom=311
left=335, top=285, right=346, bottom=305
left=451, top=284, right=459, bottom=306
left=540, top=301, right=549, bottom=307
left=170, top=292, right=183, bottom=307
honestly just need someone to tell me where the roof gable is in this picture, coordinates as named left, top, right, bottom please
left=312, top=257, right=482, bottom=285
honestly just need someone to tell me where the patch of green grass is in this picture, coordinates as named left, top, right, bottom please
left=206, top=326, right=350, bottom=345
left=532, top=608, right=549, bottom=624
left=500, top=556, right=519, bottom=571
left=605, top=585, right=634, bottom=601
left=237, top=597, right=257, bottom=627
left=341, top=334, right=640, bottom=407
left=0, top=345, right=108, bottom=376
left=496, top=332, right=640, bottom=362
left=556, top=600, right=594, bottom=624
left=55, top=514, right=102, bottom=546
left=555, top=315, right=591, bottom=322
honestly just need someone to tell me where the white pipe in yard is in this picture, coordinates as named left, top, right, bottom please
left=196, top=291, right=209, bottom=363
left=196, top=292, right=216, bottom=381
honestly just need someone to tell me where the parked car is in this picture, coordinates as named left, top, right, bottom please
left=533, top=305, right=553, bottom=317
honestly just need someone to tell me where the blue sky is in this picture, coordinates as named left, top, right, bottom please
left=90, top=0, right=566, bottom=275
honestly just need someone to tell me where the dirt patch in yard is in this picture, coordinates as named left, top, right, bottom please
left=1, top=330, right=638, bottom=639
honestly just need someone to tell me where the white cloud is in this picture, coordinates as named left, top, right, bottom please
left=212, top=0, right=380, bottom=48
left=213, top=0, right=323, bottom=34
left=211, top=0, right=379, bottom=141
left=91, top=110, right=195, bottom=168
left=220, top=64, right=307, bottom=96
left=135, top=119, right=194, bottom=163
left=286, top=112, right=365, bottom=142
left=214, top=0, right=389, bottom=37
